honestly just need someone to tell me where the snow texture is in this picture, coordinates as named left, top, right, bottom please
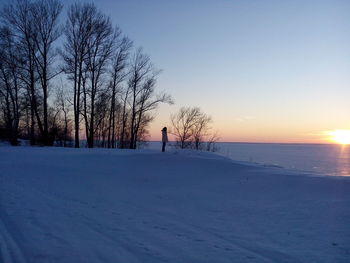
left=1, top=146, right=350, bottom=262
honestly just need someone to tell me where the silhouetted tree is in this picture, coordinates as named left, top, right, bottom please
left=205, top=131, right=220, bottom=152
left=82, top=11, right=115, bottom=148
left=0, top=0, right=171, bottom=148
left=1, top=0, right=62, bottom=146
left=191, top=112, right=212, bottom=150
left=0, top=27, right=22, bottom=145
left=62, top=3, right=96, bottom=148
left=53, top=85, right=72, bottom=146
left=171, top=107, right=215, bottom=150
left=107, top=36, right=132, bottom=148
left=127, top=49, right=172, bottom=149
left=32, top=0, right=62, bottom=145
left=1, top=0, right=39, bottom=145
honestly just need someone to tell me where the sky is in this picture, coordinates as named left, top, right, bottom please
left=4, top=0, right=350, bottom=143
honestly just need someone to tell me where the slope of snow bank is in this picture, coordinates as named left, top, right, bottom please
left=0, top=147, right=349, bottom=262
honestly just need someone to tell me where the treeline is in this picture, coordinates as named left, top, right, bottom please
left=0, top=0, right=172, bottom=148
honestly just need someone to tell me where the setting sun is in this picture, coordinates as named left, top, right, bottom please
left=329, top=130, right=350, bottom=145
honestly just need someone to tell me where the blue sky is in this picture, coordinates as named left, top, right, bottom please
left=4, top=0, right=350, bottom=142
left=88, top=0, right=349, bottom=143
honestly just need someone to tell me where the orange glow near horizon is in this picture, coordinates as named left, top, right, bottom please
left=149, top=117, right=350, bottom=144
left=148, top=104, right=350, bottom=144
left=149, top=103, right=350, bottom=144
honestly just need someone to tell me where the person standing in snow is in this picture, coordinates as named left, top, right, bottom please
left=161, top=127, right=168, bottom=152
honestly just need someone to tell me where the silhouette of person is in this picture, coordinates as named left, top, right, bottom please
left=161, top=127, right=168, bottom=152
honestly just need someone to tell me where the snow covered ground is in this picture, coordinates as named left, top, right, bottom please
left=1, top=146, right=349, bottom=263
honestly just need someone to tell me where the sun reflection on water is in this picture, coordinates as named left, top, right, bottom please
left=337, top=145, right=350, bottom=176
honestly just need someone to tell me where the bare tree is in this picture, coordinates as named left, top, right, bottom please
left=191, top=112, right=212, bottom=150
left=61, top=3, right=96, bottom=148
left=132, top=76, right=173, bottom=149
left=82, top=11, right=115, bottom=148
left=206, top=131, right=220, bottom=152
left=1, top=0, right=39, bottom=145
left=171, top=107, right=202, bottom=149
left=53, top=85, right=72, bottom=147
left=118, top=85, right=131, bottom=149
left=0, top=1, right=172, bottom=148
left=127, top=49, right=152, bottom=149
left=127, top=48, right=172, bottom=149
left=107, top=36, right=132, bottom=148
left=31, top=0, right=62, bottom=145
left=0, top=27, right=22, bottom=145
left=94, top=91, right=110, bottom=147
left=171, top=107, right=214, bottom=150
